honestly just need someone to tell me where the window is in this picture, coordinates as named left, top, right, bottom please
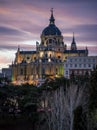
left=42, top=68, right=45, bottom=74
left=49, top=66, right=51, bottom=73
left=32, top=68, right=33, bottom=74
left=36, top=66, right=39, bottom=74
left=88, top=59, right=91, bottom=62
left=20, top=68, right=23, bottom=75
left=88, top=64, right=91, bottom=67
left=65, top=64, right=68, bottom=67
left=27, top=56, right=30, bottom=60
left=79, top=64, right=82, bottom=68
left=56, top=68, right=58, bottom=74
left=58, top=56, right=60, bottom=59
left=93, top=59, right=95, bottom=62
left=45, top=53, right=48, bottom=57
left=75, top=59, right=77, bottom=62
left=93, top=64, right=95, bottom=68
left=84, top=59, right=86, bottom=62
left=49, top=39, right=52, bottom=43
left=75, top=64, right=77, bottom=67
left=66, top=71, right=68, bottom=75
left=84, top=64, right=86, bottom=67
left=70, top=64, right=72, bottom=67
left=70, top=59, right=72, bottom=62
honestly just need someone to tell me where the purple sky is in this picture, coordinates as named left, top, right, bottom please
left=0, top=0, right=97, bottom=69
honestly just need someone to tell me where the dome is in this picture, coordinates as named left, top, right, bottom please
left=41, top=8, right=61, bottom=36
left=42, top=24, right=61, bottom=36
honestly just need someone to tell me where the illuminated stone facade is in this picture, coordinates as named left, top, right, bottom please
left=12, top=9, right=88, bottom=84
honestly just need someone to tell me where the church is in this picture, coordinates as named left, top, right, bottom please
left=12, top=9, right=88, bottom=85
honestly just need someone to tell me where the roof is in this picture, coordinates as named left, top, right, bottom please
left=42, top=24, right=61, bottom=36
left=20, top=51, right=36, bottom=54
left=64, top=50, right=86, bottom=54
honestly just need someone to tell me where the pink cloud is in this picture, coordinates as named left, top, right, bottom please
left=0, top=0, right=97, bottom=69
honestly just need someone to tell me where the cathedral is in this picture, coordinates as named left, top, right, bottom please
left=12, top=9, right=88, bottom=85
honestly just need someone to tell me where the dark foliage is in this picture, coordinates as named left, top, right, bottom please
left=89, top=66, right=97, bottom=111
left=0, top=84, right=39, bottom=130
left=73, top=106, right=87, bottom=130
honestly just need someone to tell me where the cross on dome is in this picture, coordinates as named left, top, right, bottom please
left=51, top=8, right=53, bottom=15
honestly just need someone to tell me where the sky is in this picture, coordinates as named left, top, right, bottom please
left=0, top=0, right=97, bottom=69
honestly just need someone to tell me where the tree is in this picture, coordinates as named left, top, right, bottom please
left=89, top=66, right=97, bottom=130
left=73, top=105, right=87, bottom=130
left=42, top=83, right=88, bottom=130
left=64, top=84, right=88, bottom=130
left=0, top=85, right=18, bottom=119
left=89, top=66, right=97, bottom=111
left=0, top=84, right=39, bottom=130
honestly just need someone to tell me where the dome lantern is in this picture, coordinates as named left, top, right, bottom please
left=49, top=8, right=55, bottom=25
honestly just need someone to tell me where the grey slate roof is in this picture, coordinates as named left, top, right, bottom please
left=20, top=51, right=36, bottom=54
left=64, top=50, right=86, bottom=53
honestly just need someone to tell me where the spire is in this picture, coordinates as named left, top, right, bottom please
left=12, top=61, right=13, bottom=65
left=86, top=46, right=88, bottom=50
left=49, top=8, right=55, bottom=24
left=17, top=45, right=20, bottom=52
left=73, top=32, right=75, bottom=43
left=72, top=32, right=76, bottom=45
left=71, top=32, right=77, bottom=50
left=85, top=46, right=88, bottom=56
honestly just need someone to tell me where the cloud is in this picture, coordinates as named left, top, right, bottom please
left=0, top=26, right=23, bottom=35
left=61, top=24, right=97, bottom=43
left=74, top=24, right=97, bottom=42
left=0, top=42, right=36, bottom=51
left=0, top=0, right=7, bottom=5
left=0, top=56, right=11, bottom=64
left=0, top=24, right=40, bottom=48
left=75, top=24, right=97, bottom=33
left=0, top=0, right=97, bottom=69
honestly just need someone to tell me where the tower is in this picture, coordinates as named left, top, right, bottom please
left=37, top=8, right=65, bottom=78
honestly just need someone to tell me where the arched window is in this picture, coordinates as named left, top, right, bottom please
left=56, top=68, right=58, bottom=74
left=58, top=56, right=60, bottom=59
left=32, top=68, right=33, bottom=74
left=49, top=39, right=52, bottom=43
left=45, top=53, right=48, bottom=57
left=20, top=68, right=23, bottom=75
left=46, top=38, right=55, bottom=45
left=34, top=57, right=36, bottom=60
left=42, top=68, right=45, bottom=74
